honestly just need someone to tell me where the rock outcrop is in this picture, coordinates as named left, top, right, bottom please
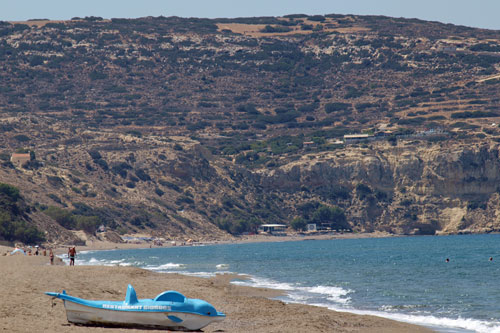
left=258, top=142, right=500, bottom=234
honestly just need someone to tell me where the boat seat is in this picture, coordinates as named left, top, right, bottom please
left=154, top=291, right=186, bottom=303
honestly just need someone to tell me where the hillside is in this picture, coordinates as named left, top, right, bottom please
left=0, top=14, right=499, bottom=244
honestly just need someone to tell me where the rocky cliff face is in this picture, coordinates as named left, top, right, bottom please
left=2, top=135, right=500, bottom=243
left=257, top=142, right=500, bottom=235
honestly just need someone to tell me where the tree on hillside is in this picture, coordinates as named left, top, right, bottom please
left=43, top=206, right=75, bottom=229
left=0, top=183, right=45, bottom=244
left=290, top=216, right=307, bottom=231
left=311, top=205, right=349, bottom=230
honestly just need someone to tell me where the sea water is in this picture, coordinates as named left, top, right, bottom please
left=71, top=234, right=500, bottom=333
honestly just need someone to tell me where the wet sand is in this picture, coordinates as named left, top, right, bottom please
left=0, top=252, right=433, bottom=332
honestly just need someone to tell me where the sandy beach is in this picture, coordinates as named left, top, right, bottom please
left=52, top=230, right=400, bottom=253
left=0, top=243, right=433, bottom=333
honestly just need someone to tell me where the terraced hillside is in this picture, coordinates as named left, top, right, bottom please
left=0, top=14, right=499, bottom=244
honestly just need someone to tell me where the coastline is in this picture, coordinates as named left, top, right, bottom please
left=0, top=254, right=433, bottom=333
left=50, top=230, right=399, bottom=254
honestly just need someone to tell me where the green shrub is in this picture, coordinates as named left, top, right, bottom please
left=467, top=201, right=487, bottom=210
left=298, top=103, right=318, bottom=113
left=44, top=206, right=75, bottom=229
left=154, top=188, right=164, bottom=196
left=375, top=190, right=389, bottom=202
left=311, top=205, right=349, bottom=230
left=297, top=201, right=321, bottom=219
left=236, top=103, right=259, bottom=115
left=290, top=216, right=307, bottom=231
left=400, top=199, right=413, bottom=206
left=47, top=176, right=64, bottom=188
left=260, top=25, right=292, bottom=33
left=74, top=215, right=100, bottom=234
left=197, top=101, right=218, bottom=108
left=0, top=183, right=20, bottom=201
left=308, top=15, right=326, bottom=22
left=126, top=130, right=142, bottom=137
left=175, top=195, right=194, bottom=206
left=356, top=183, right=372, bottom=200
left=29, top=55, right=45, bottom=67
left=95, top=158, right=108, bottom=170
left=268, top=135, right=303, bottom=154
left=88, top=150, right=102, bottom=160
left=13, top=134, right=30, bottom=142
left=258, top=110, right=300, bottom=124
left=0, top=215, right=45, bottom=244
left=89, top=71, right=107, bottom=80
left=318, top=186, right=350, bottom=200
left=235, top=151, right=260, bottom=165
left=216, top=217, right=260, bottom=235
left=344, top=86, right=364, bottom=99
left=47, top=193, right=62, bottom=204
left=325, top=102, right=351, bottom=113
left=451, top=111, right=498, bottom=119
left=135, top=169, right=151, bottom=181
left=0, top=183, right=44, bottom=244
left=111, top=162, right=132, bottom=178
left=470, top=43, right=500, bottom=52
left=159, top=179, right=181, bottom=192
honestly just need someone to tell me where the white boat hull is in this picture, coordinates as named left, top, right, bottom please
left=63, top=300, right=224, bottom=330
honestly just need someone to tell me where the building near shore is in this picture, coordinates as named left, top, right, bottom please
left=343, top=133, right=374, bottom=144
left=257, top=224, right=287, bottom=235
left=307, top=223, right=317, bottom=232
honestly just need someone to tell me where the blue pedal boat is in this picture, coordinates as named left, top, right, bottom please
left=46, top=284, right=225, bottom=330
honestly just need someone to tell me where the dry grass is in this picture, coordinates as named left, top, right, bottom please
left=216, top=17, right=370, bottom=37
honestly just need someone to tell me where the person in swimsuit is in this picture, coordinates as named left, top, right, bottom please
left=49, top=249, right=54, bottom=265
left=68, top=247, right=76, bottom=266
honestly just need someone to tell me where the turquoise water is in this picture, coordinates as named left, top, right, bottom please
left=73, top=234, right=500, bottom=332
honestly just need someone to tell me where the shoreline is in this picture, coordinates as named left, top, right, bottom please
left=51, top=230, right=400, bottom=254
left=0, top=254, right=433, bottom=333
left=2, top=231, right=395, bottom=257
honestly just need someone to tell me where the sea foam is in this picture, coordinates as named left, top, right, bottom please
left=231, top=275, right=296, bottom=291
left=339, top=308, right=500, bottom=333
left=145, top=263, right=185, bottom=271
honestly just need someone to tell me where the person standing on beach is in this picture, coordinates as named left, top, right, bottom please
left=49, top=249, right=54, bottom=265
left=68, top=247, right=76, bottom=266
